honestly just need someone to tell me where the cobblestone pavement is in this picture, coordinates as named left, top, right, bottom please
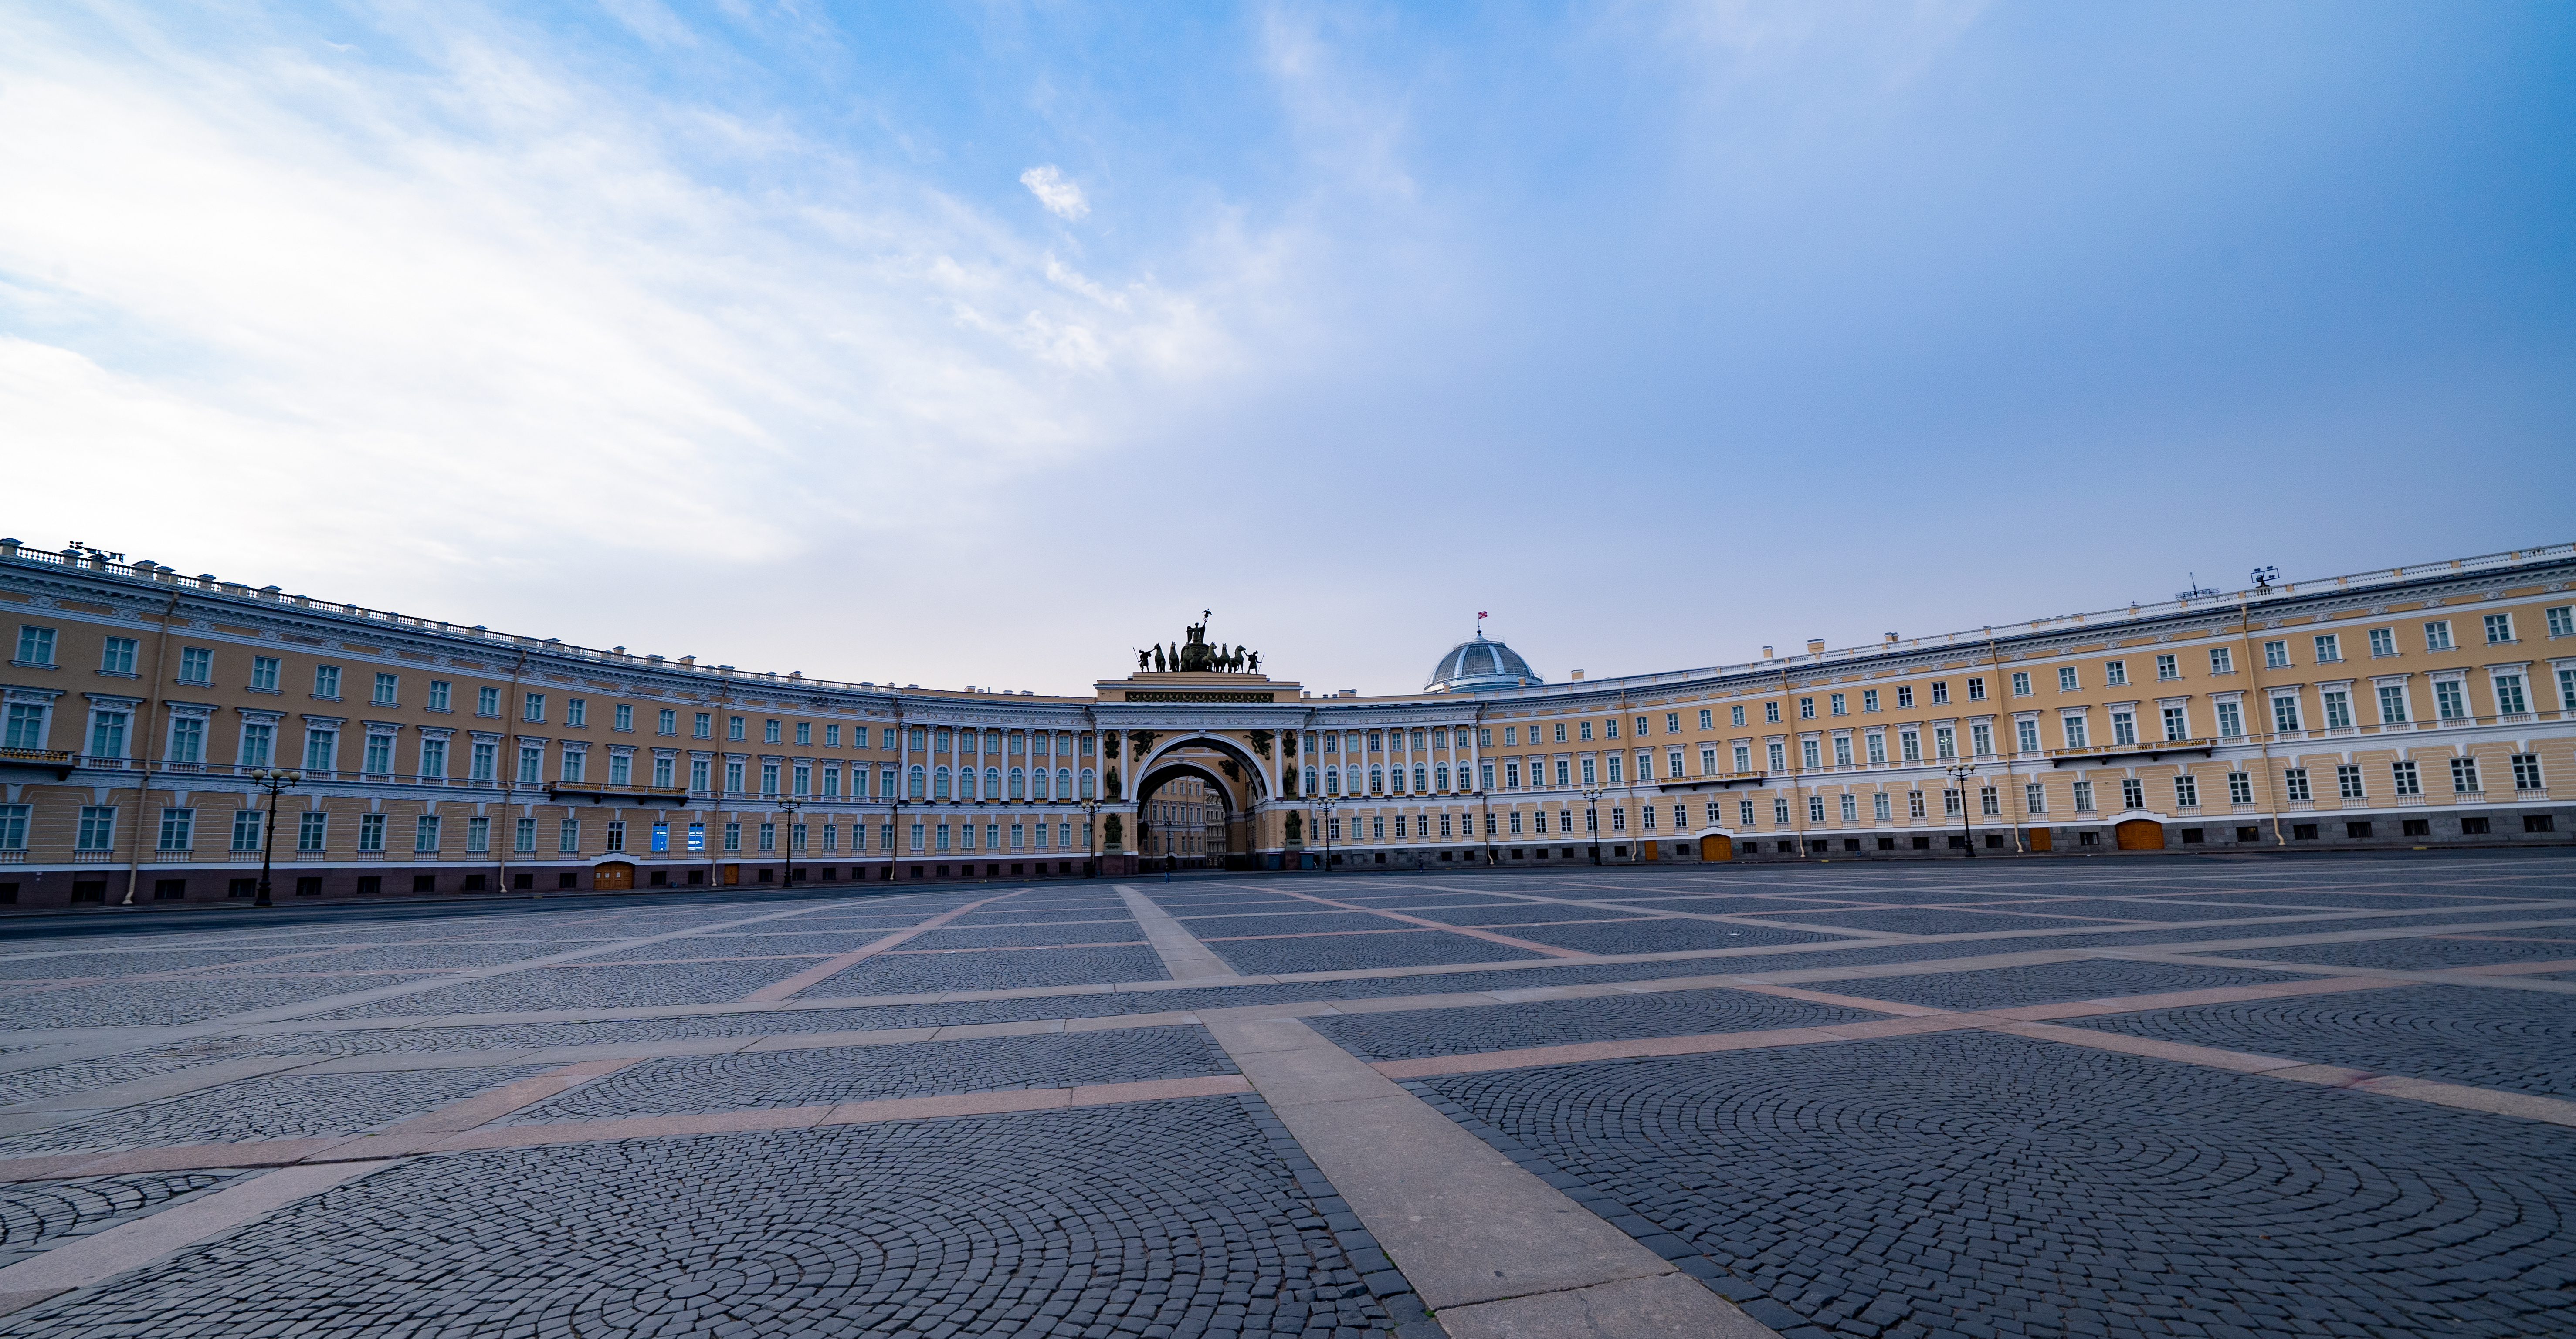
left=0, top=1065, right=554, bottom=1157
left=1419, top=1031, right=2576, bottom=1338
left=2065, top=985, right=2576, bottom=1097
left=0, top=855, right=2570, bottom=1336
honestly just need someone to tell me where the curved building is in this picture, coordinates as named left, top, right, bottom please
left=0, top=535, right=2569, bottom=907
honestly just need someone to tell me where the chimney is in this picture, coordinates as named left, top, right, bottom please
left=1884, top=632, right=1899, bottom=644
left=1806, top=639, right=1825, bottom=656
left=1761, top=646, right=1774, bottom=659
left=1569, top=669, right=1584, bottom=680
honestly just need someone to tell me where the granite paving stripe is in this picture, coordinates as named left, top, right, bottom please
left=1309, top=987, right=1884, bottom=1063
left=1207, top=931, right=1558, bottom=976
left=1116, top=887, right=1241, bottom=981
left=806, top=943, right=1170, bottom=996
left=2057, top=984, right=2576, bottom=1099
left=1261, top=886, right=1595, bottom=958
left=298, top=961, right=821, bottom=1019
left=738, top=888, right=1029, bottom=1002
left=0, top=1065, right=556, bottom=1158
left=1202, top=1012, right=1774, bottom=1335
left=508, top=1026, right=1237, bottom=1120
left=0, top=1171, right=248, bottom=1269
left=1809, top=959, right=2315, bottom=1012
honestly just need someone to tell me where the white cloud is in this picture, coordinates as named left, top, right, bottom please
left=1018, top=165, right=1091, bottom=221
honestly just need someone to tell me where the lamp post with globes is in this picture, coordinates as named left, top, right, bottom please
left=777, top=795, right=802, bottom=890
left=1580, top=784, right=1605, bottom=864
left=1315, top=794, right=1339, bottom=874
left=1081, top=798, right=1099, bottom=877
left=246, top=768, right=303, bottom=907
left=1946, top=762, right=1978, bottom=858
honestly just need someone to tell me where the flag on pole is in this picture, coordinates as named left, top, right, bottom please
left=1477, top=611, right=1488, bottom=619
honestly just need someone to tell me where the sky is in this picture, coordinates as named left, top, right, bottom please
left=4, top=1, right=2571, bottom=695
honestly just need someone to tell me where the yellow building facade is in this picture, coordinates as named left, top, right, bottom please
left=1, top=536, right=2569, bottom=907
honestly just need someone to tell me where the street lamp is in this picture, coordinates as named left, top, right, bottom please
left=1946, top=763, right=1977, bottom=858
left=1579, top=785, right=1604, bottom=864
left=1315, top=794, right=1339, bottom=874
left=246, top=768, right=303, bottom=907
left=1081, top=798, right=1100, bottom=877
left=777, top=795, right=802, bottom=889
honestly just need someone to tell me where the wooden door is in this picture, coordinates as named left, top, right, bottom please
left=1642, top=840, right=1661, bottom=862
left=2026, top=827, right=2052, bottom=852
left=1699, top=835, right=1733, bottom=861
left=2114, top=819, right=2164, bottom=851
left=593, top=861, right=634, bottom=889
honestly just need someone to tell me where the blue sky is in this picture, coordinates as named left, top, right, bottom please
left=4, top=2, right=2570, bottom=693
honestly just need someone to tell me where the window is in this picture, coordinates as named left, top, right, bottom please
left=466, top=816, right=490, bottom=852
left=1810, top=797, right=1826, bottom=824
left=560, top=818, right=582, bottom=852
left=1731, top=705, right=1747, bottom=727
left=3, top=703, right=44, bottom=751
left=614, top=703, right=634, bottom=731
left=2424, top=620, right=2453, bottom=651
left=2483, top=613, right=2513, bottom=644
left=2494, top=675, right=2528, bottom=714
left=71, top=806, right=111, bottom=851
left=1933, top=726, right=1955, bottom=759
left=516, top=816, right=538, bottom=852
left=2173, top=774, right=2198, bottom=807
left=2434, top=680, right=2467, bottom=720
left=611, top=753, right=632, bottom=786
left=2363, top=627, right=2396, bottom=658
left=2228, top=771, right=2253, bottom=805
left=13, top=626, right=56, bottom=665
left=2216, top=701, right=2244, bottom=737
left=2104, top=660, right=2127, bottom=686
left=1899, top=730, right=1920, bottom=762
left=298, top=811, right=328, bottom=851
left=414, top=815, right=441, bottom=852
left=1834, top=736, right=1854, bottom=766
left=520, top=745, right=544, bottom=784
left=247, top=656, right=279, bottom=691
left=2514, top=754, right=2543, bottom=790
left=1697, top=709, right=1712, bottom=730
left=1767, top=742, right=1786, bottom=771
left=1968, top=724, right=1990, bottom=757
left=363, top=733, right=392, bottom=774
left=230, top=808, right=261, bottom=851
left=99, top=637, right=138, bottom=674
left=694, top=712, right=713, bottom=738
left=761, top=761, right=779, bottom=795
left=2061, top=715, right=2087, bottom=749
left=2282, top=767, right=2310, bottom=801
left=2451, top=757, right=2481, bottom=794
left=2263, top=640, right=2290, bottom=670
left=1776, top=798, right=1792, bottom=825
left=1866, top=733, right=1887, bottom=764
left=2376, top=685, right=2408, bottom=724
left=2320, top=690, right=2352, bottom=729
left=2050, top=667, right=2074, bottom=693
left=1798, top=741, right=1818, bottom=771
left=422, top=680, right=449, bottom=711
left=522, top=693, right=545, bottom=723
left=2209, top=647, right=2234, bottom=675
left=422, top=735, right=451, bottom=779
left=1734, top=745, right=1751, bottom=772
left=1763, top=703, right=1779, bottom=724
left=1908, top=791, right=1926, bottom=818
left=175, top=647, right=213, bottom=684
left=358, top=812, right=386, bottom=851
left=1980, top=787, right=2000, bottom=817
left=371, top=672, right=398, bottom=705
left=1942, top=788, right=1961, bottom=816
left=158, top=807, right=194, bottom=850
left=1930, top=682, right=1949, bottom=705
left=1898, top=686, right=1916, bottom=708
left=470, top=741, right=497, bottom=781
left=1829, top=693, right=1846, bottom=716
left=2550, top=606, right=2574, bottom=637
left=2071, top=781, right=2094, bottom=812
left=166, top=716, right=203, bottom=763
left=1580, top=720, right=1595, bottom=739
left=654, top=754, right=674, bottom=787
left=658, top=708, right=677, bottom=735
left=2111, top=710, right=2136, bottom=746
left=85, top=708, right=129, bottom=758
left=2313, top=634, right=2341, bottom=664
left=1872, top=792, right=1891, bottom=821
left=477, top=686, right=500, bottom=716
left=2391, top=760, right=2420, bottom=795
left=764, top=719, right=782, bottom=744
left=303, top=727, right=336, bottom=771
left=2337, top=764, right=2364, bottom=799
left=1861, top=690, right=1879, bottom=713
left=759, top=822, right=776, bottom=852
left=728, top=716, right=746, bottom=741
left=2271, top=694, right=2302, bottom=733
left=2011, top=672, right=2031, bottom=697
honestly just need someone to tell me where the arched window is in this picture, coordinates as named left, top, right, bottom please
left=1369, top=766, right=1384, bottom=794
left=1325, top=769, right=1340, bottom=795
left=985, top=767, right=1001, bottom=799
left=934, top=766, right=951, bottom=799
left=1010, top=767, right=1026, bottom=800
left=1304, top=767, right=1317, bottom=794
left=1031, top=768, right=1049, bottom=800
left=1079, top=768, right=1096, bottom=799
left=1413, top=767, right=1428, bottom=792
left=908, top=765, right=925, bottom=799
left=1388, top=768, right=1405, bottom=795
left=1057, top=767, right=1072, bottom=798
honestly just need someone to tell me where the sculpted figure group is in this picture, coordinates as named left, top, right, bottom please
left=1137, top=611, right=1260, bottom=674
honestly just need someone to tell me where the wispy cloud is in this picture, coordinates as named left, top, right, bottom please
left=1018, top=164, right=1091, bottom=220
